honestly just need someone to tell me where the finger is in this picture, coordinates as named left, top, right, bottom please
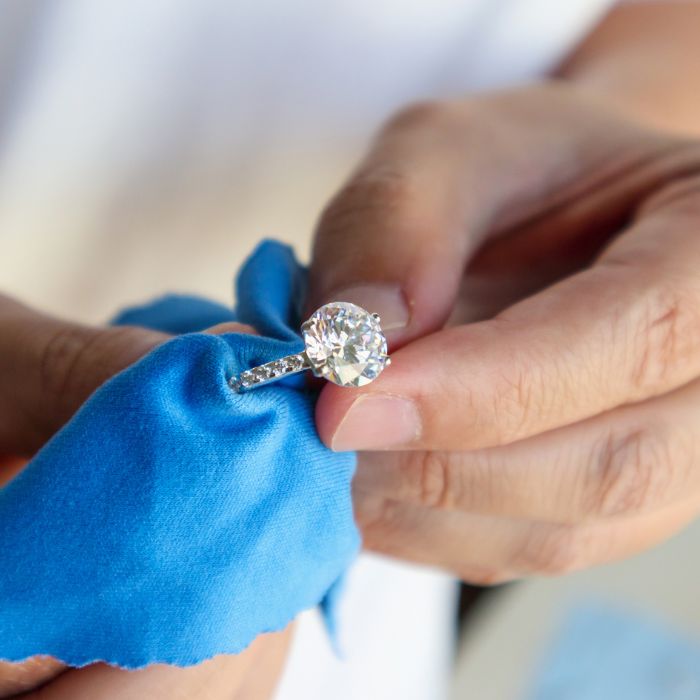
left=307, top=84, right=677, bottom=346
left=318, top=166, right=700, bottom=451
left=204, top=322, right=257, bottom=336
left=0, top=455, right=27, bottom=487
left=0, top=295, right=254, bottom=456
left=0, top=657, right=65, bottom=698
left=19, top=627, right=292, bottom=700
left=355, top=485, right=700, bottom=583
left=354, top=376, right=700, bottom=524
left=0, top=296, right=167, bottom=456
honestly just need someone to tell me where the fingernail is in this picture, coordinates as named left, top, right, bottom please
left=331, top=394, right=421, bottom=451
left=329, top=284, right=409, bottom=332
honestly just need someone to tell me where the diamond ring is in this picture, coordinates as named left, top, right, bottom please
left=230, top=301, right=391, bottom=392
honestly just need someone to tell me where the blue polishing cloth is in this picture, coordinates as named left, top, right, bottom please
left=0, top=240, right=360, bottom=668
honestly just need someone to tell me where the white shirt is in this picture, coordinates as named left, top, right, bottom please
left=0, top=2, right=613, bottom=698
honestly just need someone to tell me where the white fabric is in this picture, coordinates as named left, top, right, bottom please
left=276, top=555, right=458, bottom=700
left=0, top=1, right=614, bottom=698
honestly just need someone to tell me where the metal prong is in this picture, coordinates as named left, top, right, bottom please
left=385, top=357, right=392, bottom=366
left=372, top=313, right=381, bottom=322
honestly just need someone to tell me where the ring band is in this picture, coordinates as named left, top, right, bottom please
left=230, top=302, right=391, bottom=393
left=229, top=351, right=310, bottom=392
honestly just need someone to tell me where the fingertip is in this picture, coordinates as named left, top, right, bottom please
left=0, top=455, right=28, bottom=487
left=314, top=284, right=411, bottom=344
left=315, top=383, right=357, bottom=450
left=204, top=322, right=258, bottom=336
left=0, top=656, right=66, bottom=697
left=315, top=354, right=423, bottom=452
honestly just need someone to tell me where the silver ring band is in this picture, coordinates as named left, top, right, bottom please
left=229, top=351, right=310, bottom=392
left=230, top=301, right=390, bottom=393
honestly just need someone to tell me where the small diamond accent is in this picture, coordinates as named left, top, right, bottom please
left=231, top=352, right=309, bottom=392
left=302, top=302, right=389, bottom=387
left=290, top=356, right=305, bottom=370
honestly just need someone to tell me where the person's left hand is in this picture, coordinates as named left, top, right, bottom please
left=0, top=308, right=289, bottom=698
left=307, top=84, right=700, bottom=584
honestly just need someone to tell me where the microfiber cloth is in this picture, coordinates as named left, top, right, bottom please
left=0, top=240, right=360, bottom=668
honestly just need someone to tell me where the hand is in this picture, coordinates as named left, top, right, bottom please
left=308, top=83, right=700, bottom=583
left=0, top=301, right=288, bottom=699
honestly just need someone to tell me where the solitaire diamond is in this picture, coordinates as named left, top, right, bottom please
left=302, top=302, right=389, bottom=387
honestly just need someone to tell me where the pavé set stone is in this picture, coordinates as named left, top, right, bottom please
left=230, top=301, right=390, bottom=392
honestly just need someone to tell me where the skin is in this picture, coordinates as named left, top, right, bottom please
left=307, top=2, right=700, bottom=583
left=1, top=1, right=698, bottom=696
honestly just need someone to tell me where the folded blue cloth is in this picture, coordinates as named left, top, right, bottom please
left=0, top=240, right=359, bottom=668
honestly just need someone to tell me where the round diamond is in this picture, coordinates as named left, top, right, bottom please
left=302, top=302, right=389, bottom=387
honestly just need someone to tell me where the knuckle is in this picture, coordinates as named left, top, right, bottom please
left=590, top=423, right=685, bottom=518
left=486, top=345, right=548, bottom=444
left=318, top=166, right=418, bottom=239
left=382, top=99, right=455, bottom=133
left=354, top=495, right=403, bottom=546
left=514, top=525, right=590, bottom=576
left=408, top=451, right=457, bottom=509
left=39, top=325, right=152, bottom=420
left=627, top=282, right=697, bottom=395
left=455, top=567, right=512, bottom=587
left=399, top=450, right=497, bottom=513
left=502, top=369, right=536, bottom=434
left=39, top=324, right=98, bottom=411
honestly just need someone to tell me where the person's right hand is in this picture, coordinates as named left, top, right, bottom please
left=307, top=83, right=700, bottom=583
left=0, top=299, right=289, bottom=699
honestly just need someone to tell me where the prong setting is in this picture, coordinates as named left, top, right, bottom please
left=302, top=302, right=389, bottom=387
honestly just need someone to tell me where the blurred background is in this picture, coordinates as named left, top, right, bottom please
left=1, top=1, right=699, bottom=698
left=452, top=524, right=700, bottom=699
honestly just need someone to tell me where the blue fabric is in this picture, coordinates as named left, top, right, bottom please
left=113, top=294, right=239, bottom=335
left=527, top=602, right=700, bottom=700
left=0, top=240, right=359, bottom=668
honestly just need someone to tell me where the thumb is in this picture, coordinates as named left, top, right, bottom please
left=0, top=296, right=167, bottom=457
